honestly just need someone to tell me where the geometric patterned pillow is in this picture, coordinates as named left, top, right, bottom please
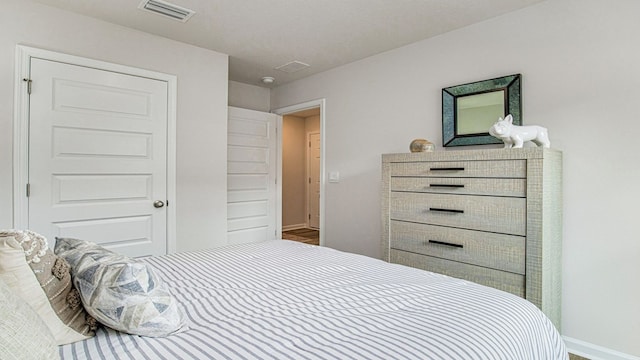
left=54, top=237, right=187, bottom=337
left=0, top=230, right=96, bottom=345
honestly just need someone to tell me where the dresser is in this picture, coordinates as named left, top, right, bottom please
left=381, top=148, right=562, bottom=328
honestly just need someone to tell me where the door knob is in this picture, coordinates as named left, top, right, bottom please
left=153, top=200, right=165, bottom=208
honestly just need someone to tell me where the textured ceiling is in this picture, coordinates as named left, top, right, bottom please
left=29, top=0, right=544, bottom=87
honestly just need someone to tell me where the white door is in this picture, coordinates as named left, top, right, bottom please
left=227, top=107, right=278, bottom=244
left=28, top=58, right=169, bottom=257
left=307, top=132, right=321, bottom=229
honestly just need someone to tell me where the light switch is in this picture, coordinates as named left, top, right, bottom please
left=328, top=171, right=340, bottom=183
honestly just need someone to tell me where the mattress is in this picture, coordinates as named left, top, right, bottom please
left=59, top=240, right=567, bottom=359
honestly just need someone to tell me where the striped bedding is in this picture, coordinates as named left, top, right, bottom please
left=59, top=240, right=568, bottom=359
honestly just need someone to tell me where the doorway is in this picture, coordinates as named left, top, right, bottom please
left=273, top=100, right=325, bottom=247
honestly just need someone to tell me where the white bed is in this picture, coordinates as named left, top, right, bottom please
left=59, top=240, right=567, bottom=359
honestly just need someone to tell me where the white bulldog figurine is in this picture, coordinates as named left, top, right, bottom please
left=489, top=114, right=550, bottom=148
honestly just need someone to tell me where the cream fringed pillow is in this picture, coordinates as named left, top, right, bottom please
left=0, top=278, right=59, bottom=360
left=0, top=230, right=97, bottom=345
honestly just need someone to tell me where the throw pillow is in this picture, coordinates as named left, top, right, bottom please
left=55, top=237, right=187, bottom=337
left=0, top=277, right=60, bottom=360
left=0, top=230, right=96, bottom=346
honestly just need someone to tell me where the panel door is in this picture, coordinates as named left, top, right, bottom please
left=227, top=107, right=278, bottom=244
left=28, top=58, right=168, bottom=257
left=308, top=132, right=321, bottom=229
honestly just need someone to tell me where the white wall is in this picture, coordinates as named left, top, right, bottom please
left=229, top=80, right=271, bottom=112
left=271, top=0, right=640, bottom=357
left=0, top=0, right=229, bottom=252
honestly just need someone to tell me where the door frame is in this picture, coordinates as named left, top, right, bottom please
left=273, top=99, right=325, bottom=246
left=12, top=45, right=178, bottom=253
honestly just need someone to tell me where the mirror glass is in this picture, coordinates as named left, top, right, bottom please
left=456, top=91, right=505, bottom=135
left=442, top=74, right=521, bottom=147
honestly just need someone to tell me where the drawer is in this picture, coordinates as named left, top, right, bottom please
left=390, top=192, right=526, bottom=236
left=390, top=160, right=526, bottom=178
left=390, top=177, right=526, bottom=197
left=390, top=249, right=525, bottom=298
left=390, top=220, right=525, bottom=274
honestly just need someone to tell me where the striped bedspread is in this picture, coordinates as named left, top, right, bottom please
left=60, top=240, right=568, bottom=359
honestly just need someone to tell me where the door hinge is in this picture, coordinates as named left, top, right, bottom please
left=308, top=213, right=311, bottom=220
left=23, top=78, right=32, bottom=95
left=26, top=183, right=31, bottom=197
left=309, top=141, right=311, bottom=148
left=309, top=177, right=311, bottom=184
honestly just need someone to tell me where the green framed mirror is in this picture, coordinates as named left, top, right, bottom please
left=442, top=74, right=521, bottom=147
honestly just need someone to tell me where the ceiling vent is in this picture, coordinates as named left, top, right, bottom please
left=138, top=0, right=195, bottom=22
left=275, top=61, right=310, bottom=73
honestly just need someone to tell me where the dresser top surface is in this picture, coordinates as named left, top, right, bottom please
left=382, top=148, right=562, bottom=163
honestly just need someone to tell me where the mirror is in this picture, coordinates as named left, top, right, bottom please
left=442, top=74, right=521, bottom=147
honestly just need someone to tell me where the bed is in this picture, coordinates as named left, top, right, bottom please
left=57, top=240, right=567, bottom=360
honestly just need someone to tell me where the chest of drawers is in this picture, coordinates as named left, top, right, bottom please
left=381, top=148, right=562, bottom=328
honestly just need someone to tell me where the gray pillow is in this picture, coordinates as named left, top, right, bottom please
left=54, top=237, right=187, bottom=337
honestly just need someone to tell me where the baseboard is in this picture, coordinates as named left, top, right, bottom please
left=282, top=223, right=307, bottom=232
left=564, top=336, right=639, bottom=360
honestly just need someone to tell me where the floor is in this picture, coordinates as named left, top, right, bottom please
left=282, top=228, right=319, bottom=246
left=569, top=354, right=590, bottom=360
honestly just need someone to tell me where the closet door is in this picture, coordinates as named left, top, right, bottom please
left=28, top=58, right=169, bottom=257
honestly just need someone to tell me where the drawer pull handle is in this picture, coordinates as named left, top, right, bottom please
left=428, top=240, right=464, bottom=248
left=430, top=167, right=464, bottom=171
left=429, top=207, right=464, bottom=214
left=429, top=184, right=465, bottom=188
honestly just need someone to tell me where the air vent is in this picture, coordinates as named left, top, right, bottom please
left=275, top=61, right=310, bottom=73
left=138, top=0, right=195, bottom=22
